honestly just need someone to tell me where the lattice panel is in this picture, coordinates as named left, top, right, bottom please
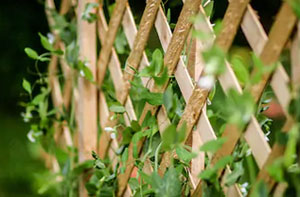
left=44, top=0, right=299, bottom=196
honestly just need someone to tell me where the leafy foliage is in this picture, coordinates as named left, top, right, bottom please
left=21, top=1, right=300, bottom=196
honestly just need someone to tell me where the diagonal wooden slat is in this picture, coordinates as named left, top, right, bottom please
left=120, top=0, right=161, bottom=103
left=97, top=0, right=127, bottom=86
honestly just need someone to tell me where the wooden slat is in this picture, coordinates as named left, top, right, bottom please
left=249, top=2, right=297, bottom=103
left=97, top=0, right=127, bottom=86
left=120, top=0, right=161, bottom=103
left=77, top=0, right=97, bottom=162
left=291, top=23, right=300, bottom=89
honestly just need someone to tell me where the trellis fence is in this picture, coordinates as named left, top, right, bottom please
left=43, top=0, right=299, bottom=196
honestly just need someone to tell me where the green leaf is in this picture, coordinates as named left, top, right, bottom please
left=198, top=156, right=233, bottom=181
left=152, top=49, right=163, bottom=75
left=81, top=2, right=99, bottom=23
left=161, top=124, right=177, bottom=151
left=219, top=89, right=255, bottom=126
left=151, top=168, right=181, bottom=197
left=122, top=148, right=129, bottom=164
left=109, top=103, right=126, bottom=113
left=128, top=178, right=139, bottom=191
left=290, top=0, right=300, bottom=18
left=73, top=160, right=94, bottom=175
left=131, top=120, right=141, bottom=132
left=284, top=125, right=299, bottom=167
left=24, top=48, right=39, bottom=60
left=199, top=168, right=216, bottom=180
left=167, top=8, right=171, bottom=24
left=250, top=180, right=268, bottom=197
left=214, top=155, right=233, bottom=170
left=154, top=67, right=169, bottom=86
left=94, top=158, right=106, bottom=169
left=132, top=131, right=144, bottom=158
left=204, top=0, right=214, bottom=17
left=32, top=94, right=45, bottom=105
left=251, top=53, right=264, bottom=84
left=163, top=84, right=173, bottom=112
left=176, top=146, right=197, bottom=163
left=38, top=32, right=54, bottom=51
left=267, top=158, right=284, bottom=182
left=78, top=60, right=94, bottom=82
left=65, top=42, right=79, bottom=67
left=224, top=161, right=244, bottom=186
left=200, top=138, right=227, bottom=153
left=115, top=30, right=128, bottom=54
left=231, top=56, right=249, bottom=86
left=140, top=90, right=163, bottom=106
left=139, top=170, right=152, bottom=185
left=39, top=57, right=51, bottom=62
left=139, top=49, right=163, bottom=78
left=22, top=79, right=32, bottom=94
left=161, top=123, right=186, bottom=151
left=122, top=127, right=134, bottom=145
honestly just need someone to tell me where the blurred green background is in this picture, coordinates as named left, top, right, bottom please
left=0, top=0, right=49, bottom=196
left=0, top=0, right=281, bottom=196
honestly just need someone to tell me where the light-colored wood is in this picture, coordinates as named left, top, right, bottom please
left=77, top=0, right=97, bottom=162
left=97, top=0, right=127, bottom=86
left=121, top=0, right=161, bottom=104
left=291, top=23, right=300, bottom=90
left=249, top=2, right=297, bottom=103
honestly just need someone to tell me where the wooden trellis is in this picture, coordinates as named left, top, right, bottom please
left=44, top=0, right=299, bottom=196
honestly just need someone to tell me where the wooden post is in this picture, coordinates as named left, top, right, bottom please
left=77, top=0, right=97, bottom=196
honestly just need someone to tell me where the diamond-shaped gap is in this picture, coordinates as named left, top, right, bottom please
left=206, top=81, right=227, bottom=138
left=162, top=0, right=183, bottom=32
left=258, top=84, right=286, bottom=147
left=279, top=48, right=292, bottom=80
left=163, top=79, right=186, bottom=126
left=101, top=0, right=119, bottom=22
left=228, top=26, right=254, bottom=90
left=128, top=0, right=145, bottom=25
left=224, top=138, right=260, bottom=196
left=210, top=0, right=228, bottom=23
left=145, top=25, right=164, bottom=60
left=250, top=0, right=281, bottom=34
left=113, top=26, right=131, bottom=69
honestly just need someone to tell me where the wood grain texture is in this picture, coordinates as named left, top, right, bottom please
left=97, top=0, right=127, bottom=86
left=120, top=0, right=161, bottom=103
left=77, top=0, right=97, bottom=163
left=250, top=3, right=297, bottom=103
